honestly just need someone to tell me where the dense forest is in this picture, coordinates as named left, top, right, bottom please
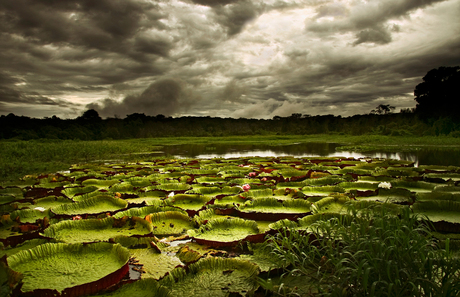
left=1, top=110, right=459, bottom=140
left=1, top=66, right=459, bottom=140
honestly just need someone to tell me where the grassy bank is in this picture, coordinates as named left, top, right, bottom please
left=1, top=135, right=460, bottom=182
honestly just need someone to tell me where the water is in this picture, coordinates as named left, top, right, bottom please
left=158, top=143, right=460, bottom=167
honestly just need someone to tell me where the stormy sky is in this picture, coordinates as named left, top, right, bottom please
left=1, top=0, right=459, bottom=119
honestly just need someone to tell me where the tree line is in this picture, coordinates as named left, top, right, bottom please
left=1, top=110, right=459, bottom=140
left=1, top=66, right=458, bottom=140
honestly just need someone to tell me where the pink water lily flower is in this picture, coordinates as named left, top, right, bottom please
left=248, top=172, right=257, bottom=177
left=242, top=184, right=251, bottom=191
left=73, top=215, right=82, bottom=220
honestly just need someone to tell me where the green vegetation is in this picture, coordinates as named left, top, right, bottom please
left=2, top=134, right=460, bottom=182
left=2, top=155, right=460, bottom=296
left=261, top=208, right=460, bottom=296
left=7, top=242, right=129, bottom=294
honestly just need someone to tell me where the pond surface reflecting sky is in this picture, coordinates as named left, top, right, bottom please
left=160, top=143, right=460, bottom=167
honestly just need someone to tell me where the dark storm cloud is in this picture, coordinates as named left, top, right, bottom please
left=190, top=0, right=240, bottom=7
left=213, top=1, right=264, bottom=35
left=222, top=79, right=248, bottom=102
left=0, top=0, right=171, bottom=84
left=307, top=0, right=447, bottom=44
left=87, top=78, right=201, bottom=118
left=353, top=25, right=393, bottom=45
left=0, top=0, right=164, bottom=48
left=0, top=0, right=459, bottom=119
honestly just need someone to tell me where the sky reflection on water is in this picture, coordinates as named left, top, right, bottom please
left=161, top=143, right=459, bottom=167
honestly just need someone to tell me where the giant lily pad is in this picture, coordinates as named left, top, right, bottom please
left=7, top=242, right=130, bottom=296
left=9, top=208, right=51, bottom=223
left=81, top=179, right=120, bottom=189
left=130, top=247, right=183, bottom=280
left=51, top=195, right=128, bottom=216
left=165, top=194, right=211, bottom=212
left=43, top=217, right=153, bottom=243
left=113, top=205, right=186, bottom=219
left=161, top=257, right=260, bottom=297
left=97, top=278, right=171, bottom=297
left=411, top=200, right=460, bottom=224
left=188, top=218, right=260, bottom=247
left=237, top=198, right=311, bottom=221
left=146, top=211, right=196, bottom=236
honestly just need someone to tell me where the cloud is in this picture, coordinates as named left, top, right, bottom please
left=222, top=79, right=248, bottom=102
left=307, top=0, right=447, bottom=44
left=353, top=25, right=392, bottom=45
left=230, top=98, right=310, bottom=119
left=189, top=0, right=239, bottom=7
left=212, top=0, right=265, bottom=35
left=87, top=78, right=201, bottom=118
left=0, top=0, right=459, bottom=120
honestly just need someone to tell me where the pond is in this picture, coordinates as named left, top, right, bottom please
left=159, top=143, right=460, bottom=167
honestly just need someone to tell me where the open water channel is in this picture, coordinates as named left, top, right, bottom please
left=159, top=143, right=460, bottom=167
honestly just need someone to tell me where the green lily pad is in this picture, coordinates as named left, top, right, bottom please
left=9, top=208, right=51, bottom=223
left=391, top=181, right=436, bottom=193
left=166, top=194, right=210, bottom=211
left=238, top=198, right=311, bottom=214
left=113, top=206, right=186, bottom=219
left=147, top=183, right=192, bottom=191
left=131, top=247, right=183, bottom=279
left=147, top=211, right=196, bottom=236
left=81, top=179, right=120, bottom=189
left=188, top=218, right=259, bottom=246
left=0, top=195, right=20, bottom=205
left=43, top=217, right=153, bottom=243
left=412, top=200, right=460, bottom=223
left=0, top=238, right=51, bottom=258
left=416, top=192, right=460, bottom=202
left=239, top=188, right=274, bottom=199
left=7, top=242, right=130, bottom=294
left=51, top=195, right=128, bottom=216
left=32, top=196, right=74, bottom=209
left=356, top=188, right=413, bottom=204
left=301, top=185, right=345, bottom=196
left=97, top=278, right=171, bottom=297
left=161, top=257, right=259, bottom=297
left=338, top=182, right=379, bottom=191
left=109, top=182, right=136, bottom=194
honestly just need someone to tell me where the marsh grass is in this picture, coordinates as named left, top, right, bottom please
left=261, top=207, right=460, bottom=296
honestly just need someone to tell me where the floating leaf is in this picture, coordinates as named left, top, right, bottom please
left=51, top=195, right=128, bottom=216
left=146, top=211, right=196, bottom=236
left=43, top=217, right=152, bottom=243
left=161, top=257, right=259, bottom=297
left=188, top=218, right=259, bottom=247
left=7, top=242, right=130, bottom=295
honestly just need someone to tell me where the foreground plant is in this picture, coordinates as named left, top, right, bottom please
left=261, top=207, right=460, bottom=296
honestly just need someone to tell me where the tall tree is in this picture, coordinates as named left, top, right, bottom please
left=414, top=66, right=460, bottom=118
left=370, top=104, right=395, bottom=115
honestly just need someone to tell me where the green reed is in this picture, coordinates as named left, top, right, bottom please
left=261, top=207, right=460, bottom=296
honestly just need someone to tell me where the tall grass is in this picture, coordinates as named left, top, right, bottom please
left=261, top=207, right=460, bottom=296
